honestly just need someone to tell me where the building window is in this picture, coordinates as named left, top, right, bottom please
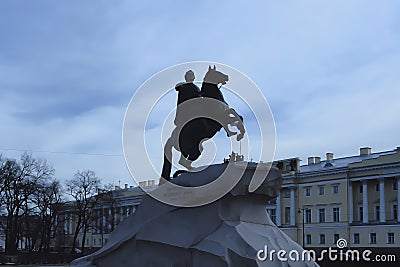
left=370, top=233, right=377, bottom=244
left=376, top=183, right=380, bottom=191
left=319, top=208, right=326, bottom=223
left=375, top=205, right=380, bottom=221
left=285, top=207, right=290, bottom=224
left=359, top=185, right=363, bottom=193
left=93, top=238, right=96, bottom=245
left=387, top=233, right=395, bottom=244
left=359, top=206, right=363, bottom=221
left=393, top=182, right=398, bottom=191
left=306, top=234, right=312, bottom=245
left=283, top=189, right=290, bottom=198
left=286, top=165, right=292, bottom=172
left=393, top=204, right=398, bottom=220
left=305, top=187, right=311, bottom=197
left=267, top=209, right=276, bottom=224
left=333, top=207, right=340, bottom=222
left=121, top=207, right=126, bottom=217
left=305, top=209, right=312, bottom=223
left=319, top=234, right=325, bottom=244
left=333, top=234, right=339, bottom=244
left=318, top=186, right=325, bottom=196
left=332, top=185, right=339, bottom=194
left=353, top=233, right=360, bottom=244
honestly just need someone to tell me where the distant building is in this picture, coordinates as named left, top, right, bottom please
left=56, top=146, right=400, bottom=251
left=59, top=183, right=151, bottom=251
left=267, top=146, right=400, bottom=248
left=0, top=216, right=5, bottom=251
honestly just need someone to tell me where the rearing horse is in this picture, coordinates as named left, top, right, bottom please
left=161, top=66, right=245, bottom=181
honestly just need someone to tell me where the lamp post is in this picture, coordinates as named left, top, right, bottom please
left=98, top=191, right=104, bottom=247
left=100, top=202, right=104, bottom=247
left=298, top=208, right=307, bottom=248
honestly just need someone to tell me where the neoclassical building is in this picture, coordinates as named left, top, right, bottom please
left=60, top=182, right=152, bottom=250
left=267, top=146, right=400, bottom=249
left=58, top=146, right=399, bottom=252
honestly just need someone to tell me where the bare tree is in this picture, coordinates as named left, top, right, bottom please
left=0, top=157, right=21, bottom=253
left=31, top=179, right=64, bottom=252
left=0, top=153, right=55, bottom=253
left=65, top=170, right=101, bottom=253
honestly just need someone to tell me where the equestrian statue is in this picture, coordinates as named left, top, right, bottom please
left=161, top=66, right=245, bottom=181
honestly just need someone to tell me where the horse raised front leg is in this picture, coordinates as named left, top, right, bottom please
left=224, top=108, right=245, bottom=141
left=223, top=126, right=237, bottom=137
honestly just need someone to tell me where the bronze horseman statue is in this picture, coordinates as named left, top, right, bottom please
left=161, top=66, right=245, bottom=181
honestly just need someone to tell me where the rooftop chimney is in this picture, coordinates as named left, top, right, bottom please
left=139, top=181, right=147, bottom=188
left=124, top=183, right=128, bottom=189
left=326, top=152, right=334, bottom=161
left=308, top=156, right=321, bottom=165
left=360, top=147, right=371, bottom=156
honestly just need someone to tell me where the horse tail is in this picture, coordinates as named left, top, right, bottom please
left=161, top=138, right=173, bottom=181
left=161, top=155, right=172, bottom=181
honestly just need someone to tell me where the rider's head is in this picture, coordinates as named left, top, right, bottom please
left=184, top=70, right=195, bottom=83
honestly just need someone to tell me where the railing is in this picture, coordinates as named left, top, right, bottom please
left=0, top=251, right=90, bottom=265
left=350, top=220, right=400, bottom=225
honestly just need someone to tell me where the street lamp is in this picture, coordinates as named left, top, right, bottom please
left=298, top=208, right=308, bottom=248
left=99, top=193, right=104, bottom=247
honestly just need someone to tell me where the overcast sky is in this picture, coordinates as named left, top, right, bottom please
left=1, top=0, right=399, bottom=186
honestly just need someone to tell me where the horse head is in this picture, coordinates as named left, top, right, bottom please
left=204, top=65, right=229, bottom=86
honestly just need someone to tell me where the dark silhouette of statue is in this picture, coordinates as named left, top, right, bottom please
left=174, top=70, right=201, bottom=126
left=161, top=66, right=245, bottom=181
left=201, top=66, right=244, bottom=140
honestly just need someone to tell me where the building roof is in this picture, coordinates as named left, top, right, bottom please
left=298, top=149, right=397, bottom=174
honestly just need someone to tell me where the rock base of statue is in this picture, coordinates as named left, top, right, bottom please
left=71, top=162, right=318, bottom=267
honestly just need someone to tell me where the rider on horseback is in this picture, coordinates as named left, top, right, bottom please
left=161, top=66, right=245, bottom=181
left=174, top=70, right=208, bottom=169
left=174, top=70, right=201, bottom=126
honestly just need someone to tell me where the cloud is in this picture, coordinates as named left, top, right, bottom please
left=0, top=0, right=399, bottom=185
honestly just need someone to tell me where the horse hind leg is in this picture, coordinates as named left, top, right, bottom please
left=177, top=136, right=206, bottom=170
left=178, top=155, right=193, bottom=170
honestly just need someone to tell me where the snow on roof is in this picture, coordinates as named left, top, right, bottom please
left=298, top=150, right=396, bottom=173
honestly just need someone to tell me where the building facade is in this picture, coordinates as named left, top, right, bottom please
left=0, top=217, right=4, bottom=252
left=54, top=146, right=400, bottom=252
left=59, top=182, right=151, bottom=251
left=267, top=146, right=400, bottom=249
